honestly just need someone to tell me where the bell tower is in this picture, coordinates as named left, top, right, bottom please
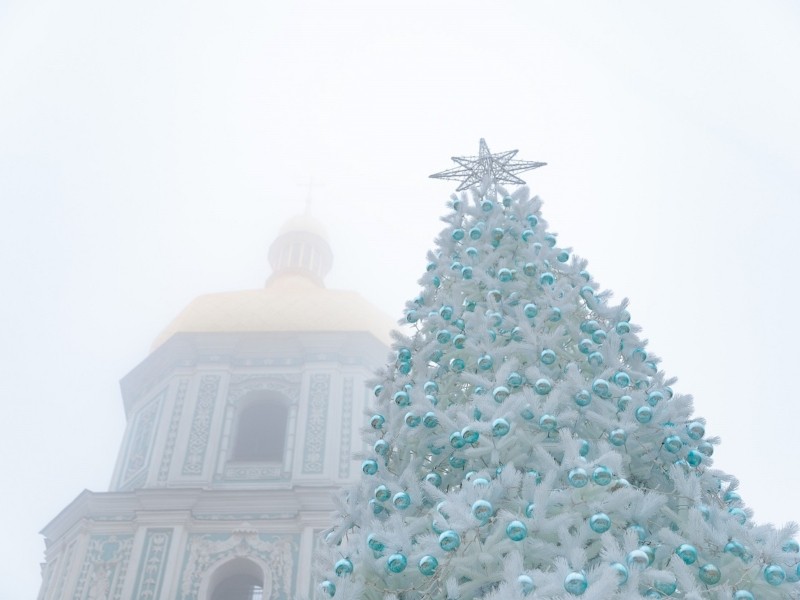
left=38, top=213, right=393, bottom=600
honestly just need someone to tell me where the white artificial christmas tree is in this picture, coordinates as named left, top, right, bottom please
left=318, top=140, right=800, bottom=600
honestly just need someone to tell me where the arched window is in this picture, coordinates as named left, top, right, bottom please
left=207, top=558, right=266, bottom=600
left=231, top=393, right=288, bottom=462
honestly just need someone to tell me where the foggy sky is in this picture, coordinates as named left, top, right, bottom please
left=1, top=2, right=799, bottom=597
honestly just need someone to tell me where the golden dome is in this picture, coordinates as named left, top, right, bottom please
left=152, top=213, right=395, bottom=348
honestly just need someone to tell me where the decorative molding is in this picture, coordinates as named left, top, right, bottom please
left=191, top=512, right=298, bottom=521
left=302, top=374, right=331, bottom=474
left=227, top=374, right=301, bottom=403
left=222, top=463, right=285, bottom=481
left=156, top=378, right=189, bottom=485
left=37, top=555, right=57, bottom=600
left=71, top=534, right=134, bottom=600
left=182, top=375, right=221, bottom=476
left=131, top=529, right=172, bottom=599
left=120, top=391, right=165, bottom=489
left=53, top=539, right=76, bottom=600
left=179, top=532, right=297, bottom=600
left=338, top=377, right=354, bottom=478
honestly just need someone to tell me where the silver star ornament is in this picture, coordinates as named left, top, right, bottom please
left=430, top=138, right=546, bottom=191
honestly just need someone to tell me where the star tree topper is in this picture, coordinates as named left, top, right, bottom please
left=429, top=138, right=546, bottom=191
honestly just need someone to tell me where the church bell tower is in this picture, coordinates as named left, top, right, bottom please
left=38, top=213, right=393, bottom=600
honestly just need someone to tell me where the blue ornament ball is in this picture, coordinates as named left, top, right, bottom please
left=579, top=439, right=590, bottom=456
left=439, top=530, right=460, bottom=551
left=418, top=555, right=438, bottom=576
left=506, top=520, right=528, bottom=541
left=609, top=428, right=627, bottom=446
left=591, top=329, right=607, bottom=344
left=425, top=472, right=442, bottom=487
left=518, top=574, right=534, bottom=595
left=450, top=432, right=465, bottom=449
left=587, top=352, right=604, bottom=367
left=613, top=372, right=630, bottom=387
left=423, top=412, right=439, bottom=428
left=676, top=544, right=698, bottom=565
left=698, top=564, right=721, bottom=585
left=647, top=390, right=664, bottom=406
left=367, top=534, right=384, bottom=552
left=578, top=338, right=593, bottom=354
left=664, top=435, right=683, bottom=453
left=393, top=391, right=410, bottom=407
left=362, top=460, right=378, bottom=475
left=405, top=412, right=421, bottom=428
left=626, top=549, right=649, bottom=570
left=373, top=439, right=389, bottom=456
left=540, top=272, right=555, bottom=285
left=507, top=371, right=524, bottom=387
left=592, top=378, right=612, bottom=399
left=557, top=250, right=570, bottom=262
left=564, top=572, right=588, bottom=595
left=733, top=592, right=755, bottom=600
left=783, top=539, right=800, bottom=553
left=472, top=500, right=494, bottom=523
left=635, top=406, right=653, bottom=423
left=521, top=404, right=535, bottom=420
left=592, top=465, right=613, bottom=485
left=492, top=418, right=510, bottom=437
left=387, top=553, right=408, bottom=573
left=687, top=421, right=705, bottom=440
left=574, top=390, right=591, bottom=407
left=525, top=502, right=535, bottom=518
left=449, top=455, right=466, bottom=468
left=539, top=414, right=557, bottom=431
left=523, top=303, right=538, bottom=318
left=541, top=349, right=557, bottom=365
left=616, top=322, right=631, bottom=335
left=611, top=562, right=628, bottom=585
left=478, top=354, right=494, bottom=370
left=765, top=564, right=786, bottom=586
left=550, top=307, right=562, bottom=322
left=534, top=378, right=553, bottom=395
left=334, top=558, right=353, bottom=576
left=493, top=386, right=510, bottom=403
left=450, top=357, right=465, bottom=372
left=654, top=578, right=677, bottom=596
left=568, top=467, right=589, bottom=488
left=687, top=450, right=703, bottom=467
left=461, top=266, right=473, bottom=279
left=589, top=512, right=611, bottom=533
left=374, top=485, right=391, bottom=502
left=369, top=499, right=384, bottom=515
left=452, top=228, right=465, bottom=241
left=393, top=492, right=411, bottom=510
left=370, top=414, right=385, bottom=429
left=321, top=580, right=336, bottom=596
left=461, top=426, right=479, bottom=444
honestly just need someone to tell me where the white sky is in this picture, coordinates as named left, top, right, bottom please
left=1, top=2, right=799, bottom=597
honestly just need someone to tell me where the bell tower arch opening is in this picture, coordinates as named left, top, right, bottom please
left=205, top=557, right=267, bottom=600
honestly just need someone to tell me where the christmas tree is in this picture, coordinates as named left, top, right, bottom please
left=318, top=140, right=799, bottom=600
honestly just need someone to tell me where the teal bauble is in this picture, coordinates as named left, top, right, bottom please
left=387, top=553, right=408, bottom=573
left=507, top=520, right=528, bottom=541
left=564, top=572, right=588, bottom=596
left=478, top=354, right=494, bottom=370
left=498, top=267, right=513, bottom=282
left=626, top=549, right=649, bottom=570
left=765, top=564, right=786, bottom=585
left=461, top=266, right=473, bottom=279
left=453, top=333, right=466, bottom=348
left=418, top=555, right=438, bottom=576
left=724, top=491, right=742, bottom=504
left=687, top=450, right=703, bottom=467
left=439, top=530, right=460, bottom=551
left=492, top=227, right=504, bottom=241
left=525, top=502, right=535, bottom=518
left=578, top=339, right=593, bottom=354
left=540, top=272, right=555, bottom=285
left=580, top=285, right=594, bottom=300
left=461, top=426, right=479, bottom=444
left=630, top=525, right=647, bottom=542
left=557, top=250, right=570, bottom=262
left=425, top=472, right=442, bottom=487
left=589, top=512, right=611, bottom=533
left=613, top=372, right=630, bottom=387
left=362, top=460, right=378, bottom=475
left=452, top=228, right=465, bottom=241
left=541, top=349, right=557, bottom=365
left=591, top=329, right=607, bottom=344
left=334, top=558, right=353, bottom=576
left=568, top=467, right=589, bottom=487
left=369, top=499, right=383, bottom=515
left=423, top=412, right=438, bottom=428
left=616, top=322, right=631, bottom=334
left=647, top=391, right=664, bottom=406
left=472, top=477, right=489, bottom=488
left=424, top=381, right=438, bottom=394
left=783, top=539, right=800, bottom=553
left=405, top=412, right=421, bottom=428
left=609, top=428, right=627, bottom=446
left=544, top=233, right=557, bottom=247
left=518, top=575, right=534, bottom=595
left=527, top=214, right=539, bottom=227
left=321, top=580, right=336, bottom=596
left=450, top=432, right=465, bottom=448
left=393, top=492, right=411, bottom=510
left=664, top=435, right=682, bottom=453
left=581, top=319, right=600, bottom=333
left=539, top=414, right=557, bottom=431
left=579, top=439, right=590, bottom=456
left=374, top=485, right=391, bottom=502
left=406, top=310, right=419, bottom=323
left=507, top=372, right=524, bottom=387
left=523, top=262, right=536, bottom=276
left=367, top=534, right=384, bottom=552
left=611, top=562, right=628, bottom=585
left=592, top=465, right=613, bottom=485
left=521, top=404, right=535, bottom=420
left=449, top=455, right=466, bottom=468
left=534, top=378, right=552, bottom=395
left=550, top=307, right=562, bottom=322
left=733, top=592, right=755, bottom=600
left=698, top=441, right=714, bottom=456
left=527, top=470, right=542, bottom=484
left=511, top=325, right=524, bottom=339
left=374, top=439, right=389, bottom=456
left=472, top=499, right=494, bottom=523
left=481, top=198, right=494, bottom=212
left=574, top=390, right=591, bottom=407
left=393, top=391, right=410, bottom=407
left=654, top=578, right=677, bottom=596
left=449, top=358, right=465, bottom=372
left=635, top=406, right=653, bottom=423
left=370, top=414, right=385, bottom=429
left=433, top=276, right=441, bottom=288
left=676, top=544, right=698, bottom=565
left=466, top=246, right=478, bottom=258
left=587, top=352, right=604, bottom=367
left=469, top=226, right=483, bottom=240
left=373, top=384, right=384, bottom=397
left=492, top=418, right=510, bottom=437
left=522, top=228, right=534, bottom=241
left=724, top=540, right=745, bottom=558
left=524, top=303, right=538, bottom=318
left=426, top=394, right=438, bottom=406
left=617, top=395, right=631, bottom=410
left=687, top=421, right=705, bottom=440
left=592, top=379, right=612, bottom=399
left=698, top=564, right=721, bottom=585
left=493, top=386, right=510, bottom=403
left=397, top=360, right=411, bottom=374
